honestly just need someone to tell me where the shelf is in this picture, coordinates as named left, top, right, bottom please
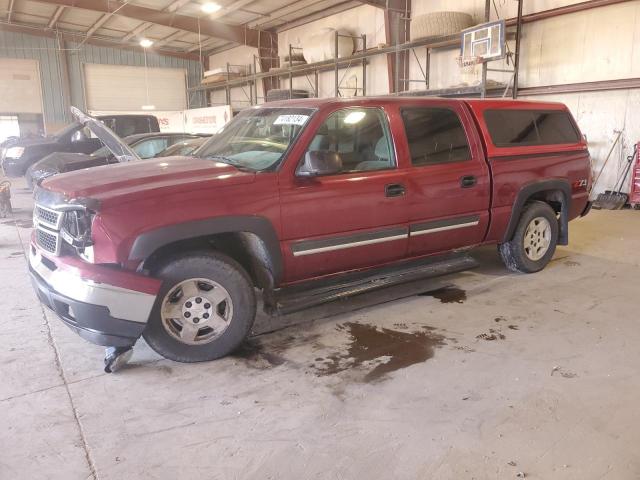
left=189, top=33, right=462, bottom=93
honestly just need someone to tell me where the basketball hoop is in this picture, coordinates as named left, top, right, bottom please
left=456, top=55, right=483, bottom=75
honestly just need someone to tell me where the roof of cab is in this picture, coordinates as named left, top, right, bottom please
left=261, top=96, right=569, bottom=110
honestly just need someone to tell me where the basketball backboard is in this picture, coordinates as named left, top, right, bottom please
left=460, top=19, right=506, bottom=62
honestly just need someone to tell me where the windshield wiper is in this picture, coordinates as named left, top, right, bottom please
left=204, top=155, right=255, bottom=172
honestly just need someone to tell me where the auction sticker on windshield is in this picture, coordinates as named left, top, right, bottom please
left=274, top=114, right=309, bottom=126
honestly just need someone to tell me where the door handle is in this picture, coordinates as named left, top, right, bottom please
left=385, top=183, right=406, bottom=197
left=460, top=175, right=477, bottom=188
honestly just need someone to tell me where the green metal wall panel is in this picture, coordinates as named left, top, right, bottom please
left=0, top=30, right=205, bottom=128
left=0, top=30, right=67, bottom=126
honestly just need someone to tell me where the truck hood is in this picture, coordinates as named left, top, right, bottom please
left=40, top=156, right=256, bottom=206
left=9, top=137, right=57, bottom=149
left=33, top=152, right=107, bottom=173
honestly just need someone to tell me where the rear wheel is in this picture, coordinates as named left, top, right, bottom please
left=498, top=201, right=559, bottom=273
left=143, top=252, right=256, bottom=362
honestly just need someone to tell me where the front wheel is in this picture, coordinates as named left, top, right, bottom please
left=498, top=201, right=559, bottom=273
left=143, top=252, right=256, bottom=362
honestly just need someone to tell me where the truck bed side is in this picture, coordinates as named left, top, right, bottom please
left=464, top=99, right=591, bottom=245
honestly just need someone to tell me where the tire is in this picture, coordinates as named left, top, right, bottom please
left=498, top=201, right=559, bottom=274
left=143, top=251, right=256, bottom=362
left=410, top=12, right=474, bottom=41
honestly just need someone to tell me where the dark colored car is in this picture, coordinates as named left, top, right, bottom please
left=26, top=132, right=208, bottom=188
left=156, top=136, right=209, bottom=157
left=1, top=114, right=160, bottom=177
left=30, top=100, right=591, bottom=371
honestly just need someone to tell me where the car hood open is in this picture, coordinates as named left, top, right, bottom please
left=40, top=155, right=257, bottom=206
left=32, top=152, right=107, bottom=173
left=70, top=106, right=139, bottom=163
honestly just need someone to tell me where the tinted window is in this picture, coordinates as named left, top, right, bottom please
left=133, top=138, right=169, bottom=158
left=484, top=110, right=580, bottom=147
left=401, top=108, right=470, bottom=166
left=305, top=108, right=394, bottom=173
left=101, top=116, right=155, bottom=136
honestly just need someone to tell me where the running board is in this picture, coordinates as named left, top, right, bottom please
left=272, top=254, right=478, bottom=315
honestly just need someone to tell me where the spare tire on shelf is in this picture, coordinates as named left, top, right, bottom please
left=410, top=12, right=474, bottom=41
left=303, top=28, right=354, bottom=64
left=265, top=89, right=310, bottom=102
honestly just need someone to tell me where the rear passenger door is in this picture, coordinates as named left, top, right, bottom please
left=399, top=103, right=491, bottom=257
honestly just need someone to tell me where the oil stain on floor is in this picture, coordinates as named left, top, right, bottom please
left=418, top=285, right=466, bottom=304
left=315, top=322, right=446, bottom=382
left=233, top=339, right=287, bottom=368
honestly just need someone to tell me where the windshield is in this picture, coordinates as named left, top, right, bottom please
left=90, top=136, right=135, bottom=158
left=195, top=107, right=314, bottom=171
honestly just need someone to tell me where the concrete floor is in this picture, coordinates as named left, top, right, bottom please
left=2, top=178, right=640, bottom=480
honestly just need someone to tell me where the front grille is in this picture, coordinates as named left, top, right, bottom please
left=36, top=228, right=60, bottom=255
left=35, top=205, right=63, bottom=229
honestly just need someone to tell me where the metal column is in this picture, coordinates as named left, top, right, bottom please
left=513, top=0, right=524, bottom=98
left=481, top=0, right=490, bottom=98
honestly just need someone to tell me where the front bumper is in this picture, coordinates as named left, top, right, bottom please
left=29, top=244, right=161, bottom=347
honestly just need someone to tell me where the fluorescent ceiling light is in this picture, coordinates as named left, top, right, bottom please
left=201, top=2, right=222, bottom=13
left=141, top=105, right=156, bottom=110
left=343, top=111, right=366, bottom=125
left=139, top=38, right=154, bottom=48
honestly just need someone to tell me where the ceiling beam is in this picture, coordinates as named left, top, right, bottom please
left=154, top=29, right=188, bottom=48
left=47, top=5, right=65, bottom=28
left=274, top=0, right=360, bottom=32
left=0, top=21, right=202, bottom=60
left=121, top=21, right=151, bottom=42
left=120, top=0, right=191, bottom=42
left=187, top=36, right=220, bottom=52
left=7, top=0, right=16, bottom=22
left=30, top=0, right=272, bottom=47
left=351, top=0, right=407, bottom=11
left=84, top=12, right=111, bottom=39
left=208, top=0, right=255, bottom=20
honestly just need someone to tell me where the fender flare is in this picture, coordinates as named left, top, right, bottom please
left=503, top=179, right=571, bottom=245
left=128, top=216, right=283, bottom=283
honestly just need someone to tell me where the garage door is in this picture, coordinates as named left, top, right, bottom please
left=84, top=63, right=187, bottom=111
left=0, top=58, right=43, bottom=114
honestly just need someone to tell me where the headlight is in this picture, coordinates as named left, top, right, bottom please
left=5, top=147, right=24, bottom=159
left=60, top=210, right=95, bottom=260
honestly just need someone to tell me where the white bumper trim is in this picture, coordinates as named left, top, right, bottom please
left=30, top=249, right=156, bottom=324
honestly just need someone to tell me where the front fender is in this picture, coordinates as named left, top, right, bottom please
left=127, top=216, right=283, bottom=283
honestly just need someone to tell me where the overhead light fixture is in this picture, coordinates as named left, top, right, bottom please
left=201, top=2, right=221, bottom=13
left=343, top=111, right=366, bottom=125
left=141, top=105, right=156, bottom=110
left=139, top=38, right=153, bottom=48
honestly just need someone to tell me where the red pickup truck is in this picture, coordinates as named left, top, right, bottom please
left=29, top=98, right=591, bottom=370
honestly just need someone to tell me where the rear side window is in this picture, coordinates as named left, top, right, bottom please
left=401, top=108, right=471, bottom=166
left=484, top=110, right=580, bottom=147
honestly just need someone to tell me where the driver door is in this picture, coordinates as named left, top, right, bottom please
left=279, top=107, right=409, bottom=283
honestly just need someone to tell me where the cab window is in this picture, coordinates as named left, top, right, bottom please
left=305, top=108, right=394, bottom=173
left=401, top=108, right=471, bottom=166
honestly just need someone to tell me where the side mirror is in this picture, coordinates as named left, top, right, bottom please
left=297, top=151, right=342, bottom=177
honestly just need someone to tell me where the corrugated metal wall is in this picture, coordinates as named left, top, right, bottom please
left=0, top=30, right=67, bottom=127
left=0, top=30, right=205, bottom=129
left=66, top=40, right=205, bottom=112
